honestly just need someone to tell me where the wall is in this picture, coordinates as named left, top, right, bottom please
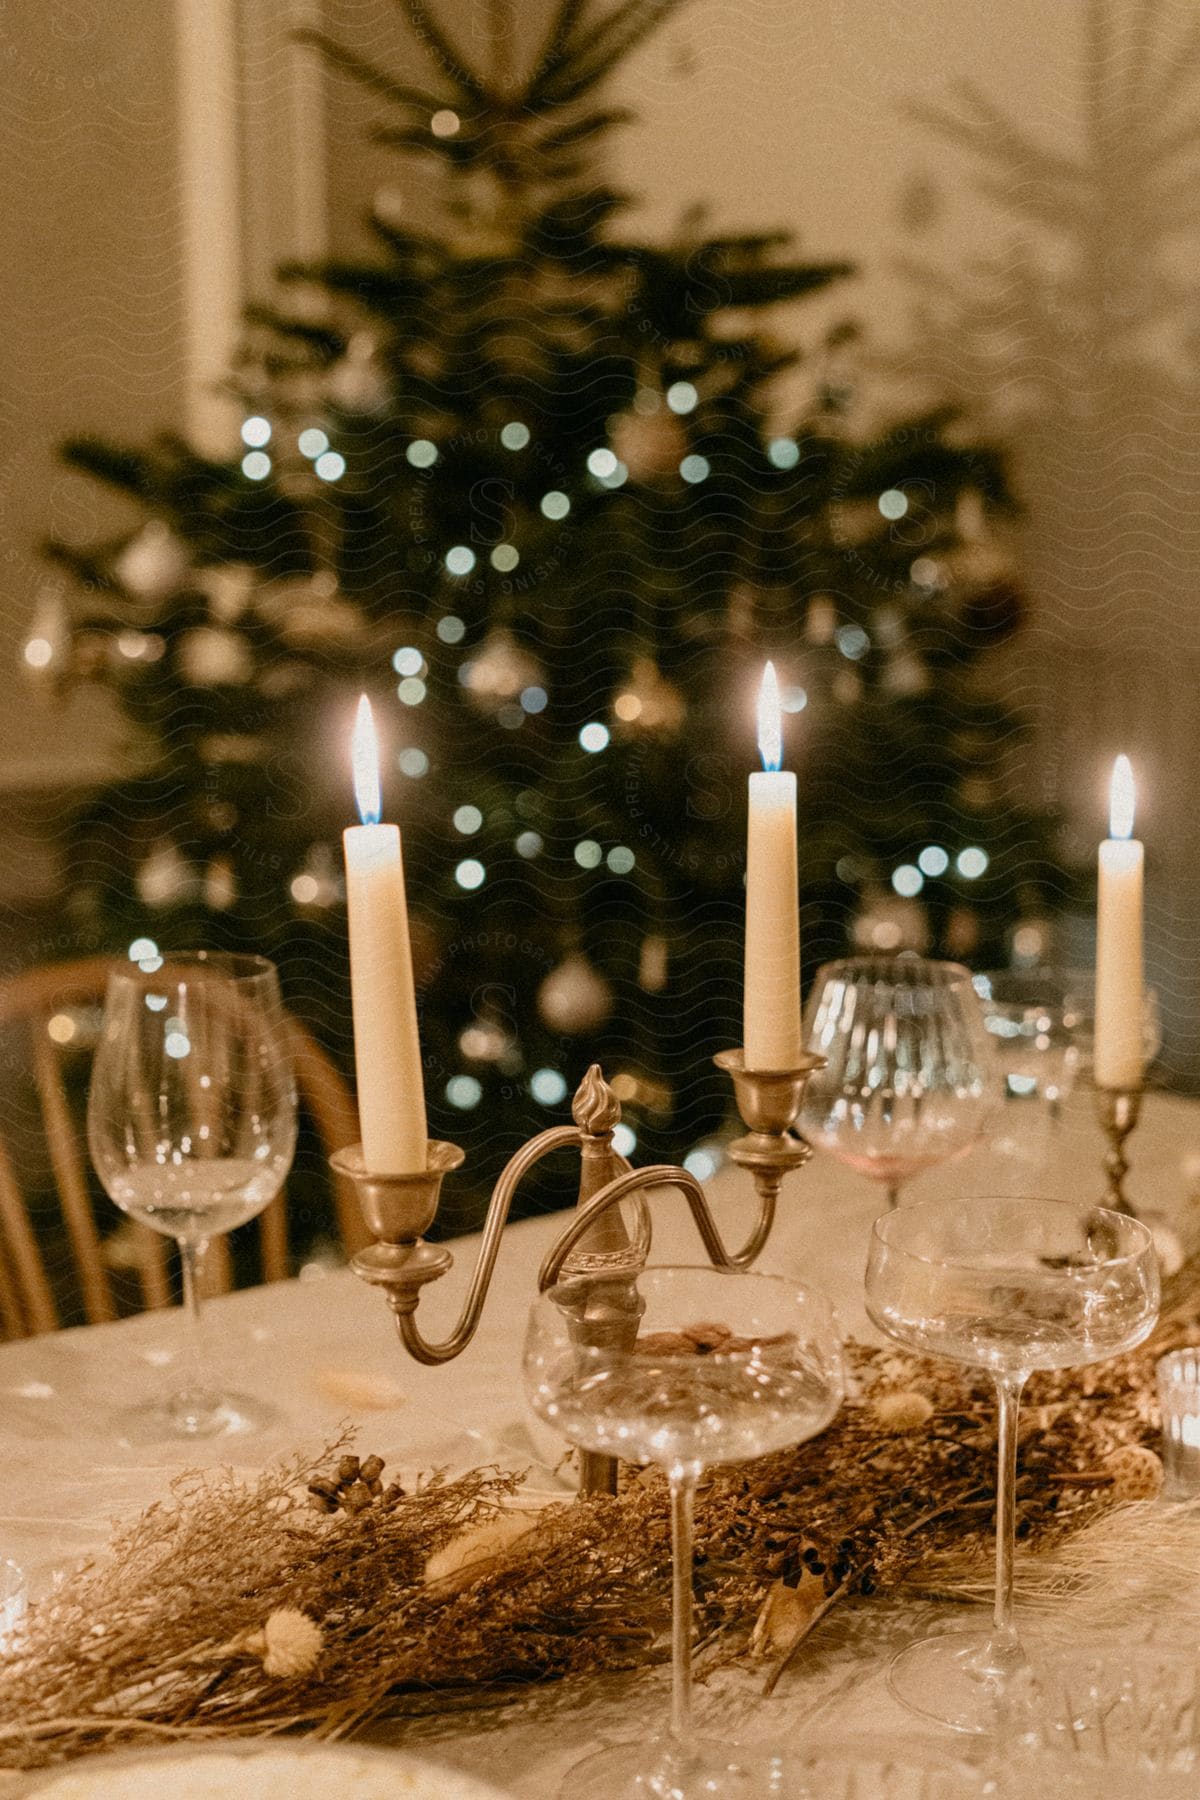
left=614, top=0, right=1200, bottom=1086
left=3, top=0, right=1198, bottom=1078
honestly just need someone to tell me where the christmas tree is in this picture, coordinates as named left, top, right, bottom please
left=29, top=0, right=1063, bottom=1228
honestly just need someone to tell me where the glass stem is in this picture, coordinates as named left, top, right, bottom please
left=174, top=1237, right=214, bottom=1424
left=885, top=1182, right=900, bottom=1210
left=992, top=1371, right=1026, bottom=1642
left=668, top=1467, right=699, bottom=1746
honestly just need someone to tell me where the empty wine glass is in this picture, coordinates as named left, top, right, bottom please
left=525, top=1265, right=844, bottom=1799
left=88, top=952, right=297, bottom=1439
left=802, top=956, right=997, bottom=1208
left=973, top=969, right=1079, bottom=1118
left=865, top=1196, right=1159, bottom=1735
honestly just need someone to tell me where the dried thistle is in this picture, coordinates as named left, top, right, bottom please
left=871, top=1390, right=934, bottom=1433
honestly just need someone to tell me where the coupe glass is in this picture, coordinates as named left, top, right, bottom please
left=88, top=952, right=297, bottom=1439
left=524, top=1265, right=844, bottom=1799
left=802, top=956, right=997, bottom=1208
left=1001, top=1648, right=1200, bottom=1790
left=865, top=1196, right=1159, bottom=1735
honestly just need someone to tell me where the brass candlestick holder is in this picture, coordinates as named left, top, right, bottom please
left=1094, top=1083, right=1143, bottom=1218
left=334, top=1048, right=824, bottom=1497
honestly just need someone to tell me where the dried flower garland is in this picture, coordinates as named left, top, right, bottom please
left=2, top=1275, right=1198, bottom=1773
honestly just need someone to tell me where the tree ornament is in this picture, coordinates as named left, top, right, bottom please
left=21, top=585, right=72, bottom=692
left=196, top=562, right=257, bottom=625
left=611, top=657, right=687, bottom=737
left=957, top=774, right=994, bottom=811
left=111, top=520, right=190, bottom=604
left=1009, top=917, right=1050, bottom=967
left=463, top=628, right=545, bottom=715
left=638, top=933, right=669, bottom=992
left=326, top=331, right=391, bottom=415
left=203, top=854, right=238, bottom=911
left=882, top=648, right=930, bottom=696
left=176, top=627, right=255, bottom=687
left=943, top=905, right=981, bottom=959
left=255, top=574, right=369, bottom=649
left=458, top=1014, right=512, bottom=1062
left=289, top=842, right=344, bottom=910
left=608, top=406, right=687, bottom=483
left=806, top=596, right=837, bottom=645
left=136, top=840, right=197, bottom=908
left=537, top=951, right=614, bottom=1035
left=851, top=886, right=930, bottom=955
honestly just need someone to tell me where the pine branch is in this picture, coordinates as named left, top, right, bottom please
left=292, top=29, right=443, bottom=114
left=60, top=439, right=161, bottom=502
left=1136, top=108, right=1200, bottom=178
left=1125, top=0, right=1165, bottom=124
left=400, top=0, right=494, bottom=106
left=551, top=0, right=681, bottom=76
left=242, top=304, right=345, bottom=363
left=908, top=84, right=1086, bottom=195
left=528, top=0, right=591, bottom=94
left=537, top=0, right=685, bottom=107
left=1144, top=20, right=1200, bottom=121
left=534, top=106, right=634, bottom=154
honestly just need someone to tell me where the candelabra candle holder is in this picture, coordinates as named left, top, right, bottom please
left=333, top=1049, right=824, bottom=1497
left=1094, top=1084, right=1143, bottom=1218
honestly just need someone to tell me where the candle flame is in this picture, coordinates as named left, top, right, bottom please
left=757, top=662, right=783, bottom=773
left=352, top=694, right=382, bottom=826
left=1109, top=753, right=1135, bottom=840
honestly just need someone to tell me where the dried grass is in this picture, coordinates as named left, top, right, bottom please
left=3, top=1275, right=1198, bottom=1773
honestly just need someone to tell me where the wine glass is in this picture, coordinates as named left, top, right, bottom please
left=973, top=969, right=1079, bottom=1119
left=524, top=1265, right=844, bottom=1799
left=1061, top=968, right=1163, bottom=1078
left=864, top=1195, right=1159, bottom=1735
left=88, top=952, right=297, bottom=1439
left=801, top=955, right=997, bottom=1208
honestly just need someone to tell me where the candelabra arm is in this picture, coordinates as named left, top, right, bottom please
left=397, top=1125, right=637, bottom=1365
left=539, top=1162, right=768, bottom=1291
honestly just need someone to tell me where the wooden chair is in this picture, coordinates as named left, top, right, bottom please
left=0, top=956, right=369, bottom=1339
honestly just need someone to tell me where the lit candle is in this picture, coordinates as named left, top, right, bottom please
left=744, top=663, right=802, bottom=1069
left=343, top=696, right=428, bottom=1172
left=1095, top=754, right=1145, bottom=1090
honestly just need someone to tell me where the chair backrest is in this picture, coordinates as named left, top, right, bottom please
left=0, top=956, right=369, bottom=1338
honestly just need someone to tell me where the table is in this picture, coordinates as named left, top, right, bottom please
left=3, top=1090, right=1199, bottom=1793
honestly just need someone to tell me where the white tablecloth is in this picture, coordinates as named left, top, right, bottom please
left=2, top=1090, right=1199, bottom=1793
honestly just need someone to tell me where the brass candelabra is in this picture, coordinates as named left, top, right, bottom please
left=333, top=1048, right=824, bottom=1496
left=1094, top=1083, right=1143, bottom=1219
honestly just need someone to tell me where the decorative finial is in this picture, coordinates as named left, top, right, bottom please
left=571, top=1064, right=621, bottom=1137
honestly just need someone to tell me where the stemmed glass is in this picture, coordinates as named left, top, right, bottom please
left=865, top=1195, right=1159, bottom=1735
left=973, top=969, right=1079, bottom=1119
left=802, top=956, right=997, bottom=1208
left=88, top=952, right=297, bottom=1439
left=525, top=1265, right=844, bottom=1799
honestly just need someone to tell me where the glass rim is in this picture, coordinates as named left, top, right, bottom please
left=538, top=1262, right=839, bottom=1349
left=811, top=953, right=975, bottom=988
left=869, top=1194, right=1156, bottom=1271
left=107, top=950, right=281, bottom=988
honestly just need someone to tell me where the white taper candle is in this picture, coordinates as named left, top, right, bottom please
left=1095, top=754, right=1145, bottom=1090
left=343, top=697, right=428, bottom=1173
left=744, top=663, right=802, bottom=1070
